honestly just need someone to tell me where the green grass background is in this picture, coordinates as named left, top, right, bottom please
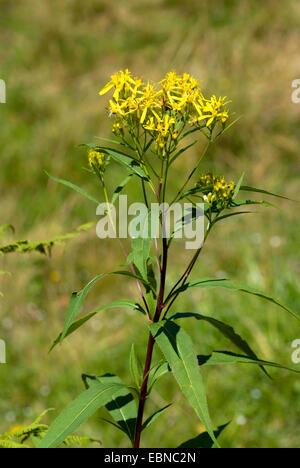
left=0, top=0, right=300, bottom=448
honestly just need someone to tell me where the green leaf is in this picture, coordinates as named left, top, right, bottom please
left=147, top=361, right=170, bottom=392
left=198, top=351, right=300, bottom=373
left=150, top=320, right=219, bottom=447
left=84, top=374, right=137, bottom=443
left=50, top=299, right=144, bottom=351
left=231, top=199, right=276, bottom=209
left=54, top=269, right=152, bottom=349
left=171, top=277, right=300, bottom=322
left=37, top=381, right=126, bottom=448
left=98, top=147, right=149, bottom=180
left=112, top=174, right=134, bottom=205
left=170, top=141, right=197, bottom=165
left=214, top=211, right=253, bottom=224
left=94, top=136, right=123, bottom=145
left=60, top=274, right=107, bottom=343
left=170, top=312, right=261, bottom=359
left=213, top=116, right=242, bottom=140
left=113, top=270, right=155, bottom=295
left=46, top=172, right=100, bottom=205
left=127, top=237, right=151, bottom=281
left=178, top=423, right=229, bottom=448
left=233, top=172, right=245, bottom=199
left=141, top=404, right=172, bottom=432
left=130, top=344, right=143, bottom=389
left=169, top=312, right=269, bottom=377
left=240, top=185, right=295, bottom=201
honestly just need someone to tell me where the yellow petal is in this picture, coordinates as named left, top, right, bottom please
left=140, top=107, right=148, bottom=123
left=99, top=82, right=114, bottom=96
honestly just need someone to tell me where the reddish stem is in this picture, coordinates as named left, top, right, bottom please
left=133, top=237, right=168, bottom=448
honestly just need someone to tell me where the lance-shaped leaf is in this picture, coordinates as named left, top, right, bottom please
left=113, top=270, right=153, bottom=291
left=214, top=211, right=253, bottom=225
left=240, top=185, right=296, bottom=201
left=170, top=278, right=299, bottom=322
left=60, top=274, right=108, bottom=343
left=58, top=269, right=151, bottom=345
left=129, top=344, right=143, bottom=389
left=170, top=140, right=197, bottom=165
left=46, top=172, right=100, bottom=205
left=178, top=422, right=229, bottom=448
left=233, top=172, right=245, bottom=199
left=37, top=381, right=126, bottom=448
left=150, top=320, right=219, bottom=447
left=197, top=351, right=300, bottom=373
left=230, top=199, right=276, bottom=209
left=127, top=237, right=151, bottom=281
left=112, top=174, right=134, bottom=205
left=147, top=361, right=170, bottom=391
left=169, top=312, right=263, bottom=367
left=83, top=374, right=137, bottom=443
left=97, top=146, right=149, bottom=180
left=141, top=404, right=172, bottom=432
left=154, top=351, right=300, bottom=375
left=50, top=299, right=144, bottom=351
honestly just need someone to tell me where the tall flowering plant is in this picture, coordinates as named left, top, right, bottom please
left=37, top=70, right=299, bottom=449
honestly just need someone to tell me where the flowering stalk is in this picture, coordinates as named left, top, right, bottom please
left=39, top=69, right=298, bottom=450
left=95, top=70, right=233, bottom=448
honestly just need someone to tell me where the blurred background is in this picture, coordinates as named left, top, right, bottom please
left=0, top=0, right=300, bottom=448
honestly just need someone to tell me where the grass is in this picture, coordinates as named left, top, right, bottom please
left=0, top=0, right=300, bottom=448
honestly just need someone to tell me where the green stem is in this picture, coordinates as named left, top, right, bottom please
left=170, top=140, right=211, bottom=205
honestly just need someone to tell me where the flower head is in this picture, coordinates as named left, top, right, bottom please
left=196, top=95, right=231, bottom=127
left=99, top=69, right=137, bottom=100
left=88, top=149, right=109, bottom=179
left=98, top=69, right=232, bottom=158
left=197, top=172, right=235, bottom=209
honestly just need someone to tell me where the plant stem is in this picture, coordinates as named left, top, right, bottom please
left=133, top=236, right=168, bottom=448
left=163, top=223, right=212, bottom=317
left=169, top=140, right=211, bottom=205
left=133, top=332, right=155, bottom=448
left=103, top=183, right=151, bottom=319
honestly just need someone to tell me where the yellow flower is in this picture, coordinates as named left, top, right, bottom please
left=196, top=95, right=230, bottom=127
left=108, top=99, right=127, bottom=117
left=197, top=173, right=235, bottom=208
left=143, top=117, right=157, bottom=132
left=139, top=83, right=162, bottom=123
left=98, top=69, right=232, bottom=158
left=112, top=121, right=123, bottom=135
left=88, top=149, right=108, bottom=177
left=99, top=69, right=137, bottom=100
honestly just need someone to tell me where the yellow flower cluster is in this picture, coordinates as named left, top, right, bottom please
left=99, top=70, right=230, bottom=153
left=197, top=172, right=235, bottom=208
left=88, top=149, right=108, bottom=178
